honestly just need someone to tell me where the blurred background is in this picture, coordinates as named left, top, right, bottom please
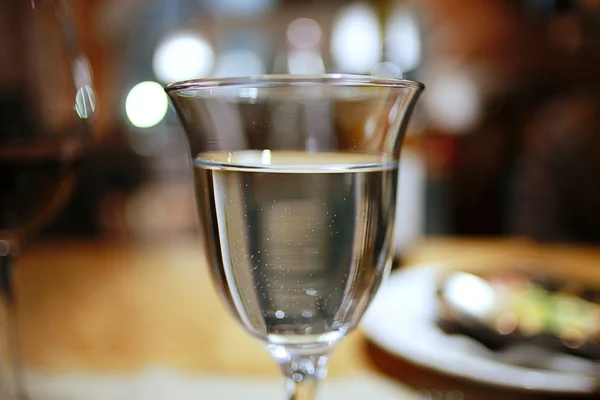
left=40, top=0, right=600, bottom=247
left=2, top=0, right=600, bottom=399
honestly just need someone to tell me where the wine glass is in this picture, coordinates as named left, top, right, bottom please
left=166, top=75, right=423, bottom=400
left=0, top=0, right=94, bottom=398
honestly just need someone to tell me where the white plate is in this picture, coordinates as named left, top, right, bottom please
left=361, top=264, right=599, bottom=394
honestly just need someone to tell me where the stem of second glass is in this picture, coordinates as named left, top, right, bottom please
left=0, top=241, right=29, bottom=400
left=269, top=345, right=329, bottom=400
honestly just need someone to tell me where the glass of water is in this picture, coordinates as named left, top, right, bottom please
left=166, top=75, right=423, bottom=400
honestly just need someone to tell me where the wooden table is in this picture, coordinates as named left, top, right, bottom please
left=14, top=236, right=368, bottom=376
left=10, top=236, right=600, bottom=397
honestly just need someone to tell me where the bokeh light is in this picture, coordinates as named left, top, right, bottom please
left=331, top=3, right=381, bottom=73
left=287, top=50, right=325, bottom=74
left=125, top=81, right=168, bottom=128
left=445, top=272, right=496, bottom=319
left=208, top=0, right=277, bottom=16
left=153, top=32, right=215, bottom=83
left=371, top=61, right=402, bottom=78
left=425, top=69, right=482, bottom=133
left=213, top=48, right=266, bottom=78
left=287, top=18, right=322, bottom=50
left=385, top=7, right=421, bottom=73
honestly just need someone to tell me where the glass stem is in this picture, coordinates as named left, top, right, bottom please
left=269, top=345, right=329, bottom=400
left=284, top=375, right=317, bottom=400
left=0, top=252, right=28, bottom=400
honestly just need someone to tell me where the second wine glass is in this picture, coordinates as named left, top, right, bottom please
left=0, top=1, right=95, bottom=398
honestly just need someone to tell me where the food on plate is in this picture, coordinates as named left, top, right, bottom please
left=436, top=267, right=600, bottom=360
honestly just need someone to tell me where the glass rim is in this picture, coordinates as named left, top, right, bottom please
left=164, top=74, right=424, bottom=93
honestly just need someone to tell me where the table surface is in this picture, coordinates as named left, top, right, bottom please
left=10, top=236, right=600, bottom=397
